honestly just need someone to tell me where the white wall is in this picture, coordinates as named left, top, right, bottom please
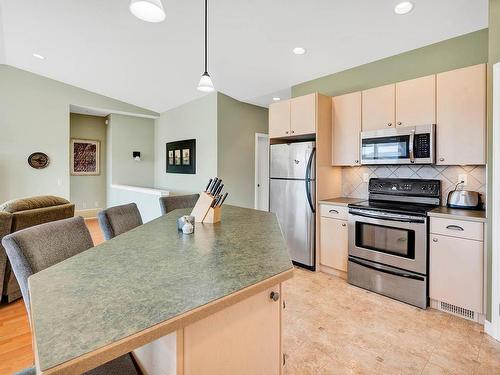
left=154, top=93, right=218, bottom=194
left=0, top=65, right=157, bottom=203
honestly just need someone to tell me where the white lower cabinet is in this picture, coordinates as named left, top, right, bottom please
left=319, top=215, right=348, bottom=273
left=429, top=218, right=484, bottom=319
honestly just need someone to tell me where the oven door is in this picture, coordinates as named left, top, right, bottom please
left=348, top=208, right=427, bottom=275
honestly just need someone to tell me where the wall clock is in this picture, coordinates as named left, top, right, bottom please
left=28, top=152, right=50, bottom=169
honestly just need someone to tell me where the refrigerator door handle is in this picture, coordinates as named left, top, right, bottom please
left=305, top=147, right=316, bottom=213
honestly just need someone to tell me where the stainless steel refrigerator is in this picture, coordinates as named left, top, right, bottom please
left=270, top=141, right=316, bottom=270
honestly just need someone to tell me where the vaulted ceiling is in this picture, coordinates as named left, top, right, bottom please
left=0, top=0, right=488, bottom=112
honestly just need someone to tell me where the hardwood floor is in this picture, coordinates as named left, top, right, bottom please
left=0, top=218, right=103, bottom=375
left=1, top=220, right=500, bottom=374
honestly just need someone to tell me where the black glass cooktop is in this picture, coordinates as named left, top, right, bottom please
left=348, top=200, right=439, bottom=216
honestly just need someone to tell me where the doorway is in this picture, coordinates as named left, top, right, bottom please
left=255, top=133, right=269, bottom=211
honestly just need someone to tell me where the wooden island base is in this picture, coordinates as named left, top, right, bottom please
left=133, top=284, right=284, bottom=375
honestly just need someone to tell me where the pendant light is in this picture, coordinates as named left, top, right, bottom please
left=197, top=0, right=215, bottom=92
left=130, top=0, right=166, bottom=23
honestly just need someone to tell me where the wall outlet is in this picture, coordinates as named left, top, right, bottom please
left=458, top=174, right=468, bottom=186
left=57, top=178, right=63, bottom=186
left=363, top=173, right=370, bottom=183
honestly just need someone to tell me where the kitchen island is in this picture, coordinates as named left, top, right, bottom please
left=28, top=205, right=293, bottom=375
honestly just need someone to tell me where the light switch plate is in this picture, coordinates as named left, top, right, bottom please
left=363, top=173, right=370, bottom=183
left=458, top=174, right=468, bottom=186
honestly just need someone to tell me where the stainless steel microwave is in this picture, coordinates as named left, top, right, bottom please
left=360, top=124, right=435, bottom=165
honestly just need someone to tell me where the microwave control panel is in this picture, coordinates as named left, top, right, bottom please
left=414, top=133, right=431, bottom=158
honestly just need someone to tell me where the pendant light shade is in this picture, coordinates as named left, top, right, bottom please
left=197, top=0, right=215, bottom=92
left=197, top=72, right=215, bottom=92
left=130, top=0, right=166, bottom=23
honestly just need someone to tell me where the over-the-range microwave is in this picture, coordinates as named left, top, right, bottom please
left=360, top=124, right=435, bottom=165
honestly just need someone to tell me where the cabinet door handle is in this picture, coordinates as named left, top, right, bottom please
left=285, top=131, right=289, bottom=134
left=388, top=123, right=393, bottom=127
left=270, top=291, right=280, bottom=301
left=329, top=209, right=339, bottom=214
left=446, top=225, right=464, bottom=231
left=341, top=223, right=347, bottom=227
left=433, top=238, right=438, bottom=242
left=439, top=157, right=445, bottom=162
left=397, top=122, right=402, bottom=126
left=291, top=130, right=295, bottom=134
left=354, top=160, right=359, bottom=164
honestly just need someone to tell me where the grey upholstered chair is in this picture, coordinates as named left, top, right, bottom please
left=3, top=216, right=139, bottom=375
left=97, top=203, right=143, bottom=240
left=159, top=194, right=200, bottom=215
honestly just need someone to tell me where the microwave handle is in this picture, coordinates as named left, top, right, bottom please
left=409, top=132, right=415, bottom=163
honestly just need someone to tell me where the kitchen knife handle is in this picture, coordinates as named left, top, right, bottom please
left=218, top=192, right=228, bottom=207
left=215, top=184, right=224, bottom=197
left=205, top=178, right=213, bottom=192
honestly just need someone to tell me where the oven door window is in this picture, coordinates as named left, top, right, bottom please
left=355, top=222, right=415, bottom=259
left=362, top=135, right=410, bottom=161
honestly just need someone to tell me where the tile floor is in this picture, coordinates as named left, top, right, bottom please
left=283, top=268, right=500, bottom=374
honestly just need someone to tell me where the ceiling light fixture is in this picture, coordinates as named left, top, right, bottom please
left=293, top=47, right=306, bottom=55
left=273, top=97, right=281, bottom=101
left=394, top=1, right=414, bottom=15
left=129, top=0, right=166, bottom=23
left=32, top=53, right=45, bottom=60
left=197, top=0, right=215, bottom=92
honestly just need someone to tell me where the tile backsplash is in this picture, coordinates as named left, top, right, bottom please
left=341, top=165, right=487, bottom=206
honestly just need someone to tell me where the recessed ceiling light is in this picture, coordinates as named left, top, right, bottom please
left=272, top=97, right=281, bottom=101
left=394, top=1, right=414, bottom=15
left=293, top=47, right=306, bottom=55
left=129, top=0, right=166, bottom=23
left=32, top=53, right=45, bottom=60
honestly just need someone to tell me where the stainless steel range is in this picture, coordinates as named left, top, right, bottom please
left=347, top=178, right=441, bottom=309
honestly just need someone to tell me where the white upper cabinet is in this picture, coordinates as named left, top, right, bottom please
left=361, top=84, right=395, bottom=131
left=436, top=64, right=486, bottom=165
left=332, top=92, right=362, bottom=166
left=290, top=93, right=316, bottom=136
left=396, top=75, right=436, bottom=127
left=268, top=100, right=291, bottom=138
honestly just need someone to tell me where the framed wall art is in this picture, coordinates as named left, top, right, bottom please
left=166, top=139, right=196, bottom=174
left=71, top=139, right=100, bottom=176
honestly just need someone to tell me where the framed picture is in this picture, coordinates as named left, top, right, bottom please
left=71, top=139, right=100, bottom=176
left=166, top=139, right=196, bottom=174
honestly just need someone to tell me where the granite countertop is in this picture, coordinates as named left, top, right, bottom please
left=29, top=205, right=293, bottom=372
left=428, top=206, right=487, bottom=223
left=318, top=197, right=364, bottom=206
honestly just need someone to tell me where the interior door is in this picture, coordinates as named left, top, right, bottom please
left=255, top=134, right=269, bottom=211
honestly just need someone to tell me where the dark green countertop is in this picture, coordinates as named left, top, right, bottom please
left=29, top=205, right=293, bottom=371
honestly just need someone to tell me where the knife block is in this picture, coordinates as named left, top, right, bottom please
left=203, top=206, right=221, bottom=224
left=190, top=192, right=215, bottom=222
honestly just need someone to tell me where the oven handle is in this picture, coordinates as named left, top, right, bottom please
left=349, top=210, right=425, bottom=224
left=349, top=257, right=425, bottom=281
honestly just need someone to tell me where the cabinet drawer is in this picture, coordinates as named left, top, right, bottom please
left=430, top=217, right=483, bottom=241
left=319, top=204, right=348, bottom=220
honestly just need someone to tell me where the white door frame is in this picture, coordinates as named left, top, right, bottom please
left=254, top=133, right=269, bottom=210
left=488, top=62, right=500, bottom=341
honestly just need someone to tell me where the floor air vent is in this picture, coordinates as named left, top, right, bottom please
left=439, top=301, right=475, bottom=321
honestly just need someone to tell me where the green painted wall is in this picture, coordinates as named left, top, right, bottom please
left=69, top=114, right=107, bottom=211
left=154, top=93, right=218, bottom=194
left=292, top=29, right=488, bottom=98
left=107, top=114, right=155, bottom=188
left=217, top=92, right=268, bottom=209
left=0, top=65, right=157, bottom=203
left=487, top=0, right=500, bottom=322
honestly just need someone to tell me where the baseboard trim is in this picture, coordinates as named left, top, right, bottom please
left=75, top=208, right=101, bottom=219
left=319, top=265, right=347, bottom=279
